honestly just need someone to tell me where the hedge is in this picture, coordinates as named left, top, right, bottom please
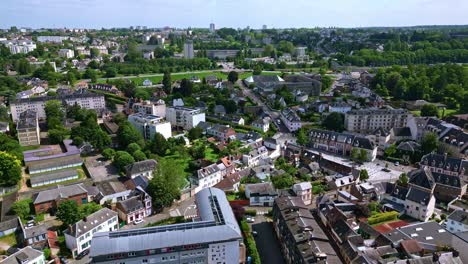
left=240, top=220, right=261, bottom=264
left=245, top=209, right=257, bottom=216
left=368, top=211, right=399, bottom=225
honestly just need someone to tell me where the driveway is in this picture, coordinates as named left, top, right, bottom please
left=84, top=155, right=119, bottom=182
left=251, top=215, right=285, bottom=264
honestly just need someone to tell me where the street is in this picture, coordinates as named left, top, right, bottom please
left=250, top=215, right=285, bottom=264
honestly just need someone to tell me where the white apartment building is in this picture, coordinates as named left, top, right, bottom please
left=90, top=45, right=108, bottom=55
left=165, top=106, right=205, bottom=130
left=65, top=208, right=118, bottom=258
left=76, top=46, right=91, bottom=56
left=10, top=93, right=105, bottom=122
left=404, top=187, right=436, bottom=222
left=252, top=118, right=270, bottom=132
left=293, top=182, right=313, bottom=205
left=280, top=108, right=302, bottom=132
left=1, top=39, right=36, bottom=54
left=197, top=163, right=223, bottom=191
left=447, top=210, right=468, bottom=233
left=1, top=246, right=45, bottom=264
left=245, top=182, right=278, bottom=207
left=58, top=48, right=75, bottom=58
left=128, top=113, right=172, bottom=140
left=242, top=146, right=269, bottom=167
left=132, top=99, right=166, bottom=116
left=345, top=108, right=409, bottom=133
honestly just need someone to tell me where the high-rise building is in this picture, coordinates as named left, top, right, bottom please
left=128, top=113, right=172, bottom=140
left=16, top=110, right=40, bottom=146
left=262, top=25, right=267, bottom=30
left=183, top=40, right=194, bottom=59
left=165, top=106, right=205, bottom=130
left=209, top=23, right=216, bottom=32
left=89, top=188, right=245, bottom=264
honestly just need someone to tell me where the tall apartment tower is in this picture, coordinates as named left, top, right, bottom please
left=183, top=40, right=194, bottom=59
left=209, top=23, right=216, bottom=32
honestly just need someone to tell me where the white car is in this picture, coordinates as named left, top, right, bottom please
left=246, top=217, right=255, bottom=223
left=133, top=218, right=144, bottom=225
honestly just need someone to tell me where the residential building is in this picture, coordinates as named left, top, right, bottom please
left=132, top=99, right=166, bottom=116
left=183, top=40, right=194, bottom=59
left=30, top=169, right=79, bottom=188
left=89, top=45, right=108, bottom=55
left=1, top=39, right=36, bottom=54
left=209, top=23, right=216, bottom=32
left=143, top=51, right=154, bottom=60
left=10, top=92, right=105, bottom=121
left=329, top=101, right=352, bottom=113
left=65, top=208, right=118, bottom=258
left=94, top=180, right=132, bottom=205
left=33, top=183, right=88, bottom=214
left=352, top=136, right=378, bottom=161
left=242, top=146, right=269, bottom=167
left=58, top=48, right=75, bottom=58
left=272, top=195, right=340, bottom=264
left=309, top=128, right=355, bottom=156
left=17, top=110, right=40, bottom=146
left=447, top=210, right=468, bottom=233
left=89, top=188, right=244, bottom=264
left=142, top=79, right=152, bottom=86
left=88, top=83, right=120, bottom=95
left=165, top=106, right=206, bottom=130
left=1, top=246, right=45, bottom=264
left=24, top=139, right=83, bottom=175
left=420, top=153, right=467, bottom=177
left=206, top=124, right=236, bottom=142
left=196, top=163, right=223, bottom=191
left=280, top=108, right=301, bottom=132
left=251, top=118, right=270, bottom=132
left=206, top=49, right=239, bottom=59
left=115, top=187, right=152, bottom=224
left=404, top=187, right=436, bottom=221
left=0, top=121, right=9, bottom=134
left=245, top=182, right=278, bottom=206
left=292, top=182, right=312, bottom=205
left=345, top=109, right=409, bottom=133
left=125, top=159, right=158, bottom=179
left=128, top=113, right=172, bottom=140
left=19, top=222, right=48, bottom=248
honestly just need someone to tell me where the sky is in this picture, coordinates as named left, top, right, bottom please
left=1, top=0, right=468, bottom=29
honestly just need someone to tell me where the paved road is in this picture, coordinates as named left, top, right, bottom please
left=251, top=215, right=285, bottom=264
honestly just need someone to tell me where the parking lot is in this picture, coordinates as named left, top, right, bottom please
left=250, top=215, right=285, bottom=264
left=84, top=154, right=120, bottom=182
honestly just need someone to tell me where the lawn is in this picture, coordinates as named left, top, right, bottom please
left=146, top=216, right=186, bottom=227
left=410, top=108, right=458, bottom=117
left=20, top=145, right=40, bottom=152
left=0, top=233, right=17, bottom=248
left=204, top=147, right=219, bottom=162
left=159, top=151, right=192, bottom=178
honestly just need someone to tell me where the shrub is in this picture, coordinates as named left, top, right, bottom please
left=245, top=209, right=257, bottom=216
left=367, top=211, right=399, bottom=225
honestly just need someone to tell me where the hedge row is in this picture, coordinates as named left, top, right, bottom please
left=240, top=220, right=261, bottom=264
left=245, top=209, right=257, bottom=216
left=368, top=211, right=399, bottom=225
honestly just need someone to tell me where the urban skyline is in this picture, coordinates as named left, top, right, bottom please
left=1, top=0, right=468, bottom=29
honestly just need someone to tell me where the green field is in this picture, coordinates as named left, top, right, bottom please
left=410, top=108, right=458, bottom=118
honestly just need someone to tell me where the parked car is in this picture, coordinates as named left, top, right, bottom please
left=252, top=231, right=258, bottom=237
left=76, top=249, right=89, bottom=260
left=246, top=217, right=255, bottom=223
left=134, top=218, right=144, bottom=225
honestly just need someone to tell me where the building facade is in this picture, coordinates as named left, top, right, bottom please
left=165, top=106, right=205, bottom=130
left=17, top=110, right=40, bottom=146
left=65, top=208, right=119, bottom=258
left=132, top=99, right=166, bottom=116
left=128, top=113, right=172, bottom=140
left=89, top=188, right=244, bottom=264
left=280, top=108, right=302, bottom=132
left=345, top=109, right=409, bottom=133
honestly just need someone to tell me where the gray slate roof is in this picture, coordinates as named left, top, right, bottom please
left=29, top=169, right=78, bottom=186
left=33, top=183, right=87, bottom=204
left=1, top=246, right=43, bottom=264
left=67, top=207, right=117, bottom=238
left=448, top=210, right=468, bottom=225
left=90, top=188, right=241, bottom=258
left=125, top=159, right=157, bottom=177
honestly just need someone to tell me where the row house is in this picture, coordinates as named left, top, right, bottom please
left=242, top=146, right=269, bottom=168
left=116, top=187, right=152, bottom=224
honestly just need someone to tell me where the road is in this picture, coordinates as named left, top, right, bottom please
left=250, top=215, right=285, bottom=264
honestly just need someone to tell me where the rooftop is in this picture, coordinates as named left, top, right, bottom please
left=67, top=208, right=117, bottom=238
left=33, top=183, right=87, bottom=204
left=23, top=139, right=80, bottom=163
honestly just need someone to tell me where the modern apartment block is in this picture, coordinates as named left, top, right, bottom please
left=132, top=99, right=166, bottom=116
left=90, top=188, right=244, bottom=264
left=165, top=106, right=205, bottom=130
left=183, top=40, right=194, bottom=59
left=10, top=92, right=105, bottom=122
left=128, top=113, right=172, bottom=139
left=0, top=39, right=36, bottom=54
left=280, top=108, right=302, bottom=132
left=17, top=110, right=40, bottom=146
left=58, top=48, right=75, bottom=58
left=65, top=208, right=119, bottom=258
left=344, top=108, right=409, bottom=133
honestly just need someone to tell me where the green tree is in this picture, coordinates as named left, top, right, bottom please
left=228, top=71, right=239, bottom=83
left=127, top=143, right=141, bottom=155
left=162, top=71, right=172, bottom=94
left=147, top=159, right=185, bottom=209
left=117, top=121, right=144, bottom=148
left=271, top=173, right=295, bottom=189
left=84, top=68, right=97, bottom=83
left=351, top=148, right=359, bottom=161
left=296, top=128, right=308, bottom=146
left=56, top=200, right=81, bottom=226
left=397, top=173, right=409, bottom=187
left=90, top=48, right=100, bottom=58
left=384, top=144, right=397, bottom=158
left=104, top=67, right=117, bottom=78
left=323, top=112, right=345, bottom=132
left=179, top=78, right=193, bottom=97
left=149, top=132, right=169, bottom=156
left=44, top=100, right=64, bottom=129
left=359, top=169, right=369, bottom=182
left=48, top=128, right=69, bottom=144
left=113, top=151, right=135, bottom=172
left=420, top=104, right=439, bottom=117
left=188, top=127, right=203, bottom=141
left=133, top=150, right=147, bottom=161
left=12, top=199, right=32, bottom=220
left=79, top=202, right=102, bottom=217
left=0, top=151, right=22, bottom=187
left=359, top=149, right=368, bottom=162
left=102, top=148, right=116, bottom=160
left=17, top=59, right=31, bottom=75
left=421, top=133, right=439, bottom=155
left=0, top=134, right=24, bottom=160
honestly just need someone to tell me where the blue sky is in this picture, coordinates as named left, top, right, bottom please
left=1, top=0, right=467, bottom=29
